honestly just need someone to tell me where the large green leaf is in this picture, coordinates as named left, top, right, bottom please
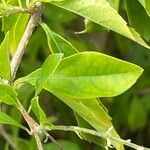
left=0, top=84, right=18, bottom=106
left=22, top=52, right=142, bottom=98
left=35, top=53, right=63, bottom=95
left=16, top=52, right=143, bottom=98
left=41, top=24, right=123, bottom=149
left=125, top=0, right=150, bottom=41
left=50, top=0, right=150, bottom=49
left=0, top=32, right=11, bottom=80
left=41, top=23, right=77, bottom=56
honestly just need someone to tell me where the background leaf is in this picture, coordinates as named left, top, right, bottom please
left=50, top=0, right=150, bottom=49
left=0, top=32, right=11, bottom=80
left=0, top=111, right=26, bottom=130
left=125, top=0, right=150, bottom=41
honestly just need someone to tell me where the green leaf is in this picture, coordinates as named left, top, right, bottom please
left=145, top=0, right=150, bottom=16
left=15, top=34, right=126, bottom=149
left=31, top=96, right=47, bottom=125
left=52, top=94, right=124, bottom=149
left=74, top=113, right=107, bottom=148
left=0, top=84, right=18, bottom=106
left=0, top=111, right=26, bottom=129
left=41, top=24, right=123, bottom=149
left=138, top=0, right=150, bottom=16
left=107, top=0, right=120, bottom=10
left=9, top=13, right=29, bottom=54
left=41, top=23, right=77, bottom=57
left=0, top=32, right=11, bottom=80
left=16, top=52, right=143, bottom=98
left=35, top=53, right=63, bottom=96
left=50, top=0, right=150, bottom=49
left=125, top=0, right=150, bottom=41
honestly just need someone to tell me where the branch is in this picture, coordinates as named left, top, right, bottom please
left=10, top=2, right=42, bottom=80
left=9, top=2, right=44, bottom=150
left=0, top=6, right=30, bottom=17
left=18, top=101, right=44, bottom=150
left=50, top=125, right=150, bottom=150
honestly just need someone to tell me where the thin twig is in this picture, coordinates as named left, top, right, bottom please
left=11, top=2, right=42, bottom=80
left=0, top=125, right=19, bottom=150
left=18, top=101, right=44, bottom=150
left=44, top=132, right=64, bottom=150
left=0, top=6, right=30, bottom=17
left=50, top=125, right=150, bottom=150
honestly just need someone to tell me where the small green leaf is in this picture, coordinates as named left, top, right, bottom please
left=41, top=22, right=78, bottom=56
left=35, top=53, right=63, bottom=96
left=0, top=32, right=11, bottom=80
left=31, top=96, right=46, bottom=125
left=9, top=13, right=29, bottom=54
left=51, top=0, right=150, bottom=49
left=0, top=111, right=26, bottom=130
left=0, top=84, right=18, bottom=106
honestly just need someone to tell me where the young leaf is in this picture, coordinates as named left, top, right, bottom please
left=0, top=111, right=26, bottom=130
left=35, top=53, right=63, bottom=96
left=9, top=13, right=29, bottom=54
left=125, top=0, right=150, bottom=41
left=31, top=96, right=46, bottom=125
left=0, top=32, right=11, bottom=80
left=0, top=84, right=18, bottom=106
left=41, top=23, right=77, bottom=57
left=50, top=0, right=150, bottom=49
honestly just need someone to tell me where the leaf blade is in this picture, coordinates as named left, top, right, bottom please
left=0, top=32, right=11, bottom=80
left=31, top=96, right=47, bottom=125
left=41, top=23, right=77, bottom=56
left=0, top=84, right=18, bottom=106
